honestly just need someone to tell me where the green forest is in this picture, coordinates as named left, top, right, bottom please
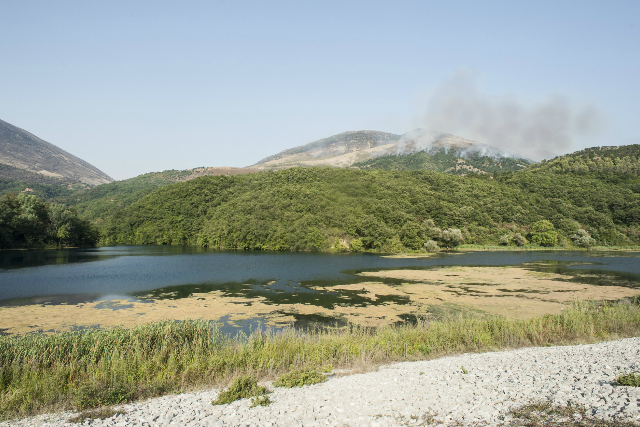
left=352, top=148, right=530, bottom=175
left=2, top=144, right=640, bottom=251
left=0, top=193, right=99, bottom=248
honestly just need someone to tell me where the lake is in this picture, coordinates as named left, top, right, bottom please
left=1, top=246, right=640, bottom=335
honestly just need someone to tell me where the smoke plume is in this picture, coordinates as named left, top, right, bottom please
left=415, top=70, right=606, bottom=160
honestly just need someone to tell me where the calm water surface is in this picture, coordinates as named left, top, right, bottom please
left=1, top=246, right=640, bottom=307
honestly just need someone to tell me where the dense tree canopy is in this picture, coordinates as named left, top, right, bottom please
left=98, top=163, right=640, bottom=251
left=0, top=193, right=99, bottom=249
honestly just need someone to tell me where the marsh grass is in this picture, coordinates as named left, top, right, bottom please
left=2, top=299, right=640, bottom=420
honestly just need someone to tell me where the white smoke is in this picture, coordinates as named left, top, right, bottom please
left=413, top=70, right=607, bottom=161
left=392, top=128, right=525, bottom=160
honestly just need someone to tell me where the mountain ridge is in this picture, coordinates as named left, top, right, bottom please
left=251, top=129, right=531, bottom=174
left=0, top=119, right=113, bottom=186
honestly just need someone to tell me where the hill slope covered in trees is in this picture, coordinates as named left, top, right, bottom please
left=4, top=143, right=639, bottom=251
left=352, top=148, right=530, bottom=175
left=98, top=151, right=640, bottom=250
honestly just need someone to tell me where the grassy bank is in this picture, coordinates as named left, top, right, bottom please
left=2, top=300, right=640, bottom=419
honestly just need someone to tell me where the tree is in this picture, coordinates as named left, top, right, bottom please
left=530, top=220, right=558, bottom=247
left=400, top=221, right=427, bottom=250
left=441, top=228, right=464, bottom=250
left=424, top=240, right=439, bottom=252
left=0, top=193, right=99, bottom=248
left=571, top=229, right=596, bottom=248
left=350, top=238, right=363, bottom=251
left=499, top=234, right=510, bottom=245
left=513, top=233, right=527, bottom=246
left=12, top=194, right=49, bottom=245
left=48, top=203, right=75, bottom=246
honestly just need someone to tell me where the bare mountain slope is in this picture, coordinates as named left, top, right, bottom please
left=253, top=130, right=401, bottom=169
left=252, top=129, right=529, bottom=172
left=0, top=119, right=113, bottom=186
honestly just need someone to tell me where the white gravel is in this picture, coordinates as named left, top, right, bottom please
left=4, top=337, right=640, bottom=427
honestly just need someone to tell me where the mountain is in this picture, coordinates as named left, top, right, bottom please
left=253, top=130, right=401, bottom=168
left=0, top=119, right=113, bottom=186
left=251, top=129, right=531, bottom=175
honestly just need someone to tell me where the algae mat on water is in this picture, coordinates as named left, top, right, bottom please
left=1, top=266, right=639, bottom=335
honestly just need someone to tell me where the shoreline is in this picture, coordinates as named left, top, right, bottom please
left=2, top=244, right=640, bottom=254
left=4, top=337, right=640, bottom=426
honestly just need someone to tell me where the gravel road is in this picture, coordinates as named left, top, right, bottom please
left=5, top=337, right=640, bottom=427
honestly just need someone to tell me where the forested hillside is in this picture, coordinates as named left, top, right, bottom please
left=529, top=145, right=640, bottom=180
left=4, top=144, right=639, bottom=252
left=99, top=160, right=640, bottom=250
left=352, top=149, right=530, bottom=175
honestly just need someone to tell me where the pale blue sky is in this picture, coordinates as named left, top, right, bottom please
left=1, top=0, right=638, bottom=179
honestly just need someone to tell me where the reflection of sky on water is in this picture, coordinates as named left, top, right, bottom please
left=1, top=246, right=639, bottom=309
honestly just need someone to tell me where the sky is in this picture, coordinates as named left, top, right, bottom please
left=1, top=0, right=639, bottom=180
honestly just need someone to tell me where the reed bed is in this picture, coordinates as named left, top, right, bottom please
left=2, top=299, right=640, bottom=419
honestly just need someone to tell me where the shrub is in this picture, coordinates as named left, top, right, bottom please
left=75, top=382, right=133, bottom=409
left=212, top=376, right=268, bottom=405
left=250, top=395, right=272, bottom=407
left=273, top=368, right=327, bottom=388
left=499, top=234, right=510, bottom=245
left=616, top=372, right=640, bottom=387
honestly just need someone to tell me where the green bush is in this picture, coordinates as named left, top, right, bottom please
left=75, top=382, right=133, bottom=409
left=212, top=375, right=268, bottom=405
left=250, top=395, right=272, bottom=407
left=273, top=369, right=327, bottom=388
left=616, top=372, right=640, bottom=387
